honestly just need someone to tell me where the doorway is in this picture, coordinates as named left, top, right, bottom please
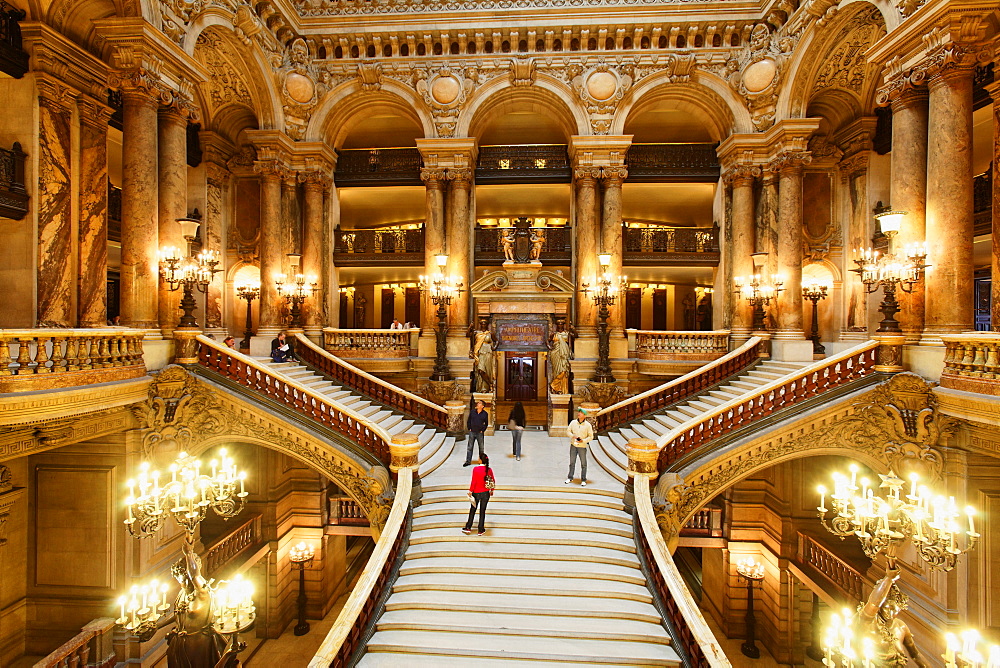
left=504, top=352, right=537, bottom=401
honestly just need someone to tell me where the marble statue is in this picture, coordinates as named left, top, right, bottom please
left=471, top=322, right=495, bottom=394
left=548, top=322, right=575, bottom=395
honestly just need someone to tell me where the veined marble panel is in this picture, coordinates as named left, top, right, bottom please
left=78, top=120, right=108, bottom=328
left=36, top=101, right=73, bottom=328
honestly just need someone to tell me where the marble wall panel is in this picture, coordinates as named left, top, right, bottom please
left=35, top=99, right=73, bottom=327
left=77, top=117, right=108, bottom=328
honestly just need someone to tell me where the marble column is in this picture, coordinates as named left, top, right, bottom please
left=924, top=64, right=975, bottom=341
left=157, top=105, right=188, bottom=334
left=120, top=89, right=159, bottom=330
left=35, top=80, right=74, bottom=328
left=601, top=166, right=627, bottom=332
left=77, top=97, right=114, bottom=328
left=840, top=153, right=871, bottom=336
left=204, top=162, right=228, bottom=332
left=574, top=167, right=601, bottom=335
left=420, top=168, right=447, bottom=336
left=989, top=82, right=1000, bottom=332
left=301, top=172, right=326, bottom=335
left=324, top=184, right=337, bottom=328
left=256, top=163, right=284, bottom=334
left=446, top=169, right=472, bottom=334
left=728, top=167, right=758, bottom=343
left=774, top=159, right=806, bottom=339
left=282, top=173, right=300, bottom=269
left=890, top=88, right=929, bottom=341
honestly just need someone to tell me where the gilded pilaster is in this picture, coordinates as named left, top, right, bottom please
left=77, top=96, right=114, bottom=328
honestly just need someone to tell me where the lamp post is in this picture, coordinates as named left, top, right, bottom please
left=276, top=254, right=318, bottom=330
left=419, top=253, right=464, bottom=382
left=236, top=281, right=260, bottom=351
left=582, top=252, right=627, bottom=383
left=851, top=209, right=928, bottom=333
left=159, top=217, right=221, bottom=328
left=802, top=282, right=829, bottom=355
left=289, top=541, right=315, bottom=636
left=734, top=252, right=784, bottom=332
left=735, top=556, right=765, bottom=659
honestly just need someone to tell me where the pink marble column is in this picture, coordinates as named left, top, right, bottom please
left=77, top=97, right=114, bottom=328
left=924, top=65, right=975, bottom=340
left=446, top=169, right=472, bottom=334
left=119, top=90, right=159, bottom=330
left=574, top=167, right=601, bottom=336
left=728, top=167, right=758, bottom=343
left=35, top=81, right=74, bottom=328
left=420, top=168, right=447, bottom=335
left=989, top=82, right=1000, bottom=332
left=889, top=88, right=929, bottom=341
left=601, top=166, right=627, bottom=332
left=301, top=172, right=326, bottom=334
left=157, top=106, right=188, bottom=334
left=774, top=159, right=806, bottom=340
left=256, top=164, right=284, bottom=334
left=204, top=161, right=229, bottom=331
left=840, top=153, right=870, bottom=336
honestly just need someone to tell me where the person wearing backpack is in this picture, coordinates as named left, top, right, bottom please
left=463, top=454, right=495, bottom=536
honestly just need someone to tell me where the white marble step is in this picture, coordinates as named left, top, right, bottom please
left=410, top=526, right=636, bottom=553
left=392, top=572, right=653, bottom=603
left=398, top=555, right=645, bottom=586
left=405, top=541, right=640, bottom=568
left=591, top=436, right=629, bottom=484
left=415, top=498, right=628, bottom=525
left=358, top=654, right=610, bottom=668
left=412, top=513, right=631, bottom=538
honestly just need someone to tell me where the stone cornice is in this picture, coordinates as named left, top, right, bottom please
left=0, top=376, right=151, bottom=429
left=934, top=386, right=1000, bottom=428
left=717, top=117, right=820, bottom=170
left=20, top=22, right=110, bottom=102
left=416, top=137, right=479, bottom=170
left=568, top=135, right=632, bottom=167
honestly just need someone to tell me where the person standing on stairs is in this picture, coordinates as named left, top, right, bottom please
left=508, top=401, right=526, bottom=461
left=463, top=454, right=495, bottom=536
left=565, top=407, right=594, bottom=486
left=464, top=399, right=489, bottom=466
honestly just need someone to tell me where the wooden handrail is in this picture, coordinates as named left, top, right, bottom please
left=196, top=335, right=393, bottom=465
left=797, top=532, right=865, bottom=602
left=635, top=475, right=730, bottom=668
left=32, top=618, right=117, bottom=668
left=596, top=337, right=762, bottom=432
left=297, top=333, right=448, bottom=431
left=656, top=340, right=878, bottom=473
left=308, top=469, right=412, bottom=668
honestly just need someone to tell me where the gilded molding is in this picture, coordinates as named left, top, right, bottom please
left=0, top=376, right=152, bottom=428
left=0, top=407, right=135, bottom=463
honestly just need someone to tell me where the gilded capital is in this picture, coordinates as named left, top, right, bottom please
left=420, top=167, right=447, bottom=188
left=253, top=158, right=291, bottom=181
left=76, top=95, right=115, bottom=128
left=601, top=165, right=628, bottom=185
left=573, top=166, right=602, bottom=184
left=722, top=162, right=761, bottom=185
left=298, top=169, right=332, bottom=191
left=446, top=168, right=473, bottom=188
left=770, top=149, right=811, bottom=174
left=36, top=74, right=76, bottom=111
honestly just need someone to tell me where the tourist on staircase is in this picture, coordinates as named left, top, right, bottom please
left=464, top=399, right=489, bottom=466
left=270, top=331, right=294, bottom=363
left=565, top=407, right=593, bottom=487
left=508, top=401, right=526, bottom=461
left=463, top=454, right=495, bottom=536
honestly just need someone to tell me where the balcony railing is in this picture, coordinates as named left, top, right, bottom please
left=625, top=143, right=720, bottom=182
left=32, top=618, right=117, bottom=668
left=335, top=148, right=422, bottom=186
left=323, top=328, right=415, bottom=359
left=797, top=532, right=865, bottom=602
left=0, top=1, right=28, bottom=79
left=476, top=145, right=571, bottom=183
left=330, top=495, right=370, bottom=526
left=204, top=514, right=263, bottom=576
left=679, top=505, right=723, bottom=538
left=474, top=225, right=572, bottom=264
left=623, top=224, right=720, bottom=266
left=334, top=226, right=424, bottom=265
left=634, top=330, right=730, bottom=360
left=940, top=332, right=1000, bottom=396
left=0, top=141, right=28, bottom=219
left=0, top=329, right=146, bottom=393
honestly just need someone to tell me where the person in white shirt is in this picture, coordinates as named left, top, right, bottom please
left=565, top=406, right=594, bottom=486
left=390, top=318, right=402, bottom=329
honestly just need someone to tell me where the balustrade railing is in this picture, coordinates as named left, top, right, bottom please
left=330, top=495, right=370, bottom=526
left=474, top=225, right=572, bottom=263
left=596, top=337, right=762, bottom=433
left=334, top=226, right=424, bottom=261
left=940, top=332, right=1000, bottom=396
left=476, top=144, right=571, bottom=182
left=204, top=514, right=262, bottom=576
left=297, top=333, right=448, bottom=431
left=323, top=328, right=415, bottom=358
left=197, top=336, right=392, bottom=464
left=656, top=341, right=878, bottom=473
left=634, top=330, right=730, bottom=360
left=0, top=141, right=28, bottom=219
left=0, top=1, right=28, bottom=80
left=797, top=532, right=865, bottom=602
left=309, top=469, right=412, bottom=668
left=334, top=148, right=422, bottom=186
left=0, top=329, right=146, bottom=392
left=32, top=618, right=117, bottom=668
left=679, top=506, right=723, bottom=538
left=623, top=224, right=720, bottom=256
left=625, top=143, right=720, bottom=181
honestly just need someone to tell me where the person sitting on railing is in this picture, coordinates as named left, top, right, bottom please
left=271, top=331, right=294, bottom=363
left=223, top=336, right=236, bottom=349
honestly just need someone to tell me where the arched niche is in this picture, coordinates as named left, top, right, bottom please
left=309, top=85, right=433, bottom=147
left=614, top=74, right=748, bottom=138
left=462, top=76, right=586, bottom=141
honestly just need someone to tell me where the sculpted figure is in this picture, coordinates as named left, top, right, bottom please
left=501, top=229, right=515, bottom=261
left=529, top=228, right=546, bottom=260
left=548, top=321, right=575, bottom=395
left=470, top=320, right=495, bottom=394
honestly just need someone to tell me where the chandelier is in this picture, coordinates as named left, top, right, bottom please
left=275, top=253, right=318, bottom=329
left=734, top=252, right=784, bottom=332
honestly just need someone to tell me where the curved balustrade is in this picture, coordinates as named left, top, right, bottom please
left=309, top=469, right=412, bottom=668
left=323, top=327, right=415, bottom=358
left=298, top=333, right=448, bottom=431
left=0, top=329, right=146, bottom=392
left=634, top=330, right=730, bottom=359
left=941, top=332, right=1000, bottom=396
left=204, top=515, right=262, bottom=576
left=656, top=341, right=878, bottom=473
left=797, top=532, right=865, bottom=602
left=32, top=618, right=117, bottom=668
left=596, top=337, right=762, bottom=432
left=197, top=336, right=393, bottom=465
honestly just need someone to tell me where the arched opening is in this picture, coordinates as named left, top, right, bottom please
left=350, top=44, right=359, bottom=58
left=570, top=38, right=580, bottom=51
left=536, top=39, right=545, bottom=51
left=658, top=35, right=668, bottom=48
left=335, top=45, right=343, bottom=58
left=677, top=35, right=686, bottom=48
left=518, top=39, right=528, bottom=52
left=553, top=38, right=563, bottom=51
left=450, top=41, right=460, bottom=55
left=730, top=33, right=740, bottom=46
left=467, top=42, right=476, bottom=54
left=400, top=44, right=409, bottom=57
left=501, top=40, right=511, bottom=53
left=432, top=42, right=442, bottom=55
left=485, top=40, right=494, bottom=53
left=366, top=44, right=375, bottom=58
left=623, top=36, right=633, bottom=49
left=587, top=37, right=597, bottom=50
left=605, top=37, right=615, bottom=50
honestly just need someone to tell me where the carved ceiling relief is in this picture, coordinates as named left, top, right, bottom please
left=195, top=33, right=253, bottom=114
left=813, top=7, right=885, bottom=94
left=415, top=66, right=476, bottom=138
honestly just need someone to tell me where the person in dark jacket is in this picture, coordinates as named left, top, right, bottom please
left=463, top=454, right=494, bottom=536
left=271, top=331, right=293, bottom=362
left=508, top=401, right=526, bottom=461
left=464, top=399, right=488, bottom=466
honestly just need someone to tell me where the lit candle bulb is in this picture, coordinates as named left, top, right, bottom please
left=967, top=507, right=977, bottom=535
left=118, top=595, right=127, bottom=622
left=818, top=485, right=827, bottom=513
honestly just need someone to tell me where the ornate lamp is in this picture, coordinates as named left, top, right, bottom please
left=581, top=252, right=627, bottom=383
left=289, top=541, right=315, bottom=636
left=944, top=630, right=1000, bottom=668
left=852, top=209, right=928, bottom=333
left=159, top=218, right=221, bottom=329
left=419, top=253, right=464, bottom=382
left=236, top=281, right=260, bottom=351
left=734, top=252, right=784, bottom=332
left=802, top=281, right=830, bottom=355
left=735, top=556, right=765, bottom=659
left=276, top=254, right=318, bottom=330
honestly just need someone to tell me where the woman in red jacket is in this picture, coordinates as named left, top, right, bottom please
left=462, top=454, right=495, bottom=536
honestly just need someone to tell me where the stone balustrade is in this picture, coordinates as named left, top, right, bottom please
left=679, top=506, right=723, bottom=538
left=796, top=532, right=865, bottom=602
left=203, top=514, right=262, bottom=576
left=330, top=495, right=370, bottom=526
left=322, top=327, right=416, bottom=359
left=32, top=618, right=116, bottom=668
left=0, top=329, right=146, bottom=392
left=941, top=332, right=1000, bottom=396
left=633, top=330, right=730, bottom=359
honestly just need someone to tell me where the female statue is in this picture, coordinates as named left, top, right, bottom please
left=470, top=320, right=495, bottom=394
left=548, top=321, right=575, bottom=395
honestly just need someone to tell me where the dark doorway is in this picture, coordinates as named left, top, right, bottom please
left=625, top=287, right=642, bottom=330
left=405, top=287, right=421, bottom=327
left=106, top=269, right=120, bottom=325
left=380, top=288, right=394, bottom=328
left=504, top=352, right=537, bottom=401
left=339, top=292, right=349, bottom=327
left=652, top=288, right=667, bottom=330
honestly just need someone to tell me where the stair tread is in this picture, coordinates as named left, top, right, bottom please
left=393, top=572, right=652, bottom=600
left=398, top=556, right=644, bottom=583
left=406, top=541, right=638, bottom=564
left=384, top=589, right=663, bottom=621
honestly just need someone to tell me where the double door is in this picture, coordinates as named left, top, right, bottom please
left=504, top=352, right=537, bottom=401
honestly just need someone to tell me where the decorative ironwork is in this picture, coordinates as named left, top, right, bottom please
left=625, top=143, right=720, bottom=182
left=475, top=224, right=571, bottom=264
left=0, top=141, right=28, bottom=220
left=622, top=224, right=720, bottom=266
left=0, top=1, right=27, bottom=79
left=334, top=226, right=424, bottom=266
left=476, top=145, right=571, bottom=182
left=335, top=148, right=422, bottom=186
left=973, top=62, right=994, bottom=110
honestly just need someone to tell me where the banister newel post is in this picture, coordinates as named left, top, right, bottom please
left=873, top=333, right=905, bottom=373
left=624, top=437, right=659, bottom=515
left=389, top=433, right=422, bottom=507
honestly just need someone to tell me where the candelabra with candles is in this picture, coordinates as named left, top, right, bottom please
left=944, top=630, right=1000, bottom=668
left=851, top=208, right=928, bottom=333
left=817, top=465, right=980, bottom=667
left=734, top=252, right=784, bottom=332
left=159, top=217, right=221, bottom=328
left=581, top=252, right=627, bottom=383
left=276, top=255, right=318, bottom=330
left=419, top=254, right=464, bottom=382
left=114, top=448, right=255, bottom=665
left=289, top=541, right=315, bottom=636
left=236, top=281, right=260, bottom=350
left=802, top=281, right=830, bottom=355
left=735, top=556, right=765, bottom=659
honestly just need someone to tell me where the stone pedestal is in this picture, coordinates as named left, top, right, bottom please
left=472, top=392, right=495, bottom=436
left=173, top=328, right=203, bottom=365
left=752, top=331, right=772, bottom=359
left=874, top=334, right=905, bottom=373
left=389, top=432, right=422, bottom=506
left=624, top=437, right=660, bottom=514
left=770, top=339, right=814, bottom=362
left=580, top=402, right=601, bottom=434
left=445, top=400, right=466, bottom=439
left=548, top=393, right=572, bottom=437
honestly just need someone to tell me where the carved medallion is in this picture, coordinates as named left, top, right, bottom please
left=586, top=71, right=618, bottom=101
left=285, top=72, right=315, bottom=103
left=430, top=74, right=462, bottom=105
left=743, top=58, right=777, bottom=93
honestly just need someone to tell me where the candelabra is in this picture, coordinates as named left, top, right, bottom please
left=581, top=252, right=627, bottom=383
left=851, top=208, right=928, bottom=333
left=735, top=557, right=765, bottom=659
left=236, top=281, right=260, bottom=350
left=159, top=218, right=221, bottom=328
left=276, top=268, right=318, bottom=330
left=419, top=254, right=464, bottom=382
left=734, top=253, right=784, bottom=332
left=818, top=465, right=980, bottom=666
left=802, top=282, right=830, bottom=355
left=289, top=541, right=315, bottom=636
left=944, top=630, right=1000, bottom=668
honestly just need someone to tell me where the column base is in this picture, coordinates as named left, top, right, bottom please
left=770, top=339, right=815, bottom=362
left=548, top=393, right=572, bottom=437
left=771, top=329, right=806, bottom=341
left=730, top=328, right=752, bottom=349
left=839, top=330, right=869, bottom=342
